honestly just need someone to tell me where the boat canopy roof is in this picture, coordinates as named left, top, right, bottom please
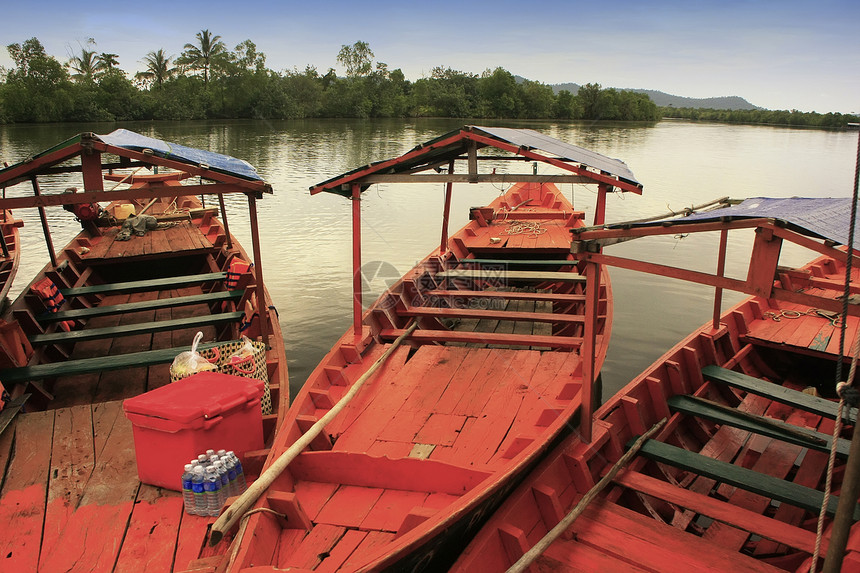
left=0, top=129, right=270, bottom=192
left=618, top=197, right=859, bottom=249
left=310, top=125, right=642, bottom=197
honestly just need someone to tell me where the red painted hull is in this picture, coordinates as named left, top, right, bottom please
left=227, top=182, right=614, bottom=571
left=0, top=210, right=22, bottom=301
left=454, top=253, right=860, bottom=572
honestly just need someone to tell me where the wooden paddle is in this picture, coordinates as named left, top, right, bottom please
left=505, top=417, right=667, bottom=573
left=209, top=320, right=419, bottom=546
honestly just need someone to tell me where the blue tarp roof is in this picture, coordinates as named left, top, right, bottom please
left=629, top=197, right=859, bottom=248
left=97, top=129, right=263, bottom=181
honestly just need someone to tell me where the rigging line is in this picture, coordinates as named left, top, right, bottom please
left=836, top=129, right=860, bottom=384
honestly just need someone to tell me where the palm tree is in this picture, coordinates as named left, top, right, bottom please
left=135, top=49, right=176, bottom=87
left=98, top=52, right=119, bottom=72
left=68, top=47, right=101, bottom=82
left=179, top=29, right=227, bottom=86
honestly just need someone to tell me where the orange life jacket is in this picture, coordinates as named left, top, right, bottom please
left=225, top=258, right=253, bottom=289
left=0, top=380, right=8, bottom=413
left=30, top=278, right=74, bottom=332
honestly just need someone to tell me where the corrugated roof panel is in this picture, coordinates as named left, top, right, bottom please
left=471, top=126, right=640, bottom=186
left=624, top=197, right=859, bottom=248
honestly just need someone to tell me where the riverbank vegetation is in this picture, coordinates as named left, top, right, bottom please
left=1, top=35, right=855, bottom=127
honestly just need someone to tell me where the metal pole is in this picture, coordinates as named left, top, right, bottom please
left=246, top=193, right=269, bottom=344
left=351, top=184, right=363, bottom=339
left=30, top=177, right=57, bottom=268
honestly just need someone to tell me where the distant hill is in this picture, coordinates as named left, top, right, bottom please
left=523, top=78, right=759, bottom=110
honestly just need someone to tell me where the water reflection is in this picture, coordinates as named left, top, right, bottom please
left=1, top=119, right=856, bottom=401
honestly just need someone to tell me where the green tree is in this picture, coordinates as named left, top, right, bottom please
left=478, top=67, right=521, bottom=118
left=98, top=52, right=119, bottom=73
left=67, top=39, right=102, bottom=83
left=337, top=41, right=374, bottom=78
left=135, top=49, right=176, bottom=88
left=178, top=29, right=228, bottom=86
left=578, top=83, right=606, bottom=119
left=4, top=38, right=73, bottom=122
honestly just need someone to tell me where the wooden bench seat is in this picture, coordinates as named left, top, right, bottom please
left=29, top=311, right=244, bottom=346
left=633, top=437, right=859, bottom=519
left=421, top=289, right=585, bottom=303
left=401, top=306, right=585, bottom=324
left=453, top=258, right=578, bottom=267
left=436, top=269, right=585, bottom=283
left=0, top=340, right=228, bottom=384
left=61, top=271, right=228, bottom=297
left=39, top=290, right=244, bottom=323
left=702, top=365, right=856, bottom=423
left=668, top=394, right=850, bottom=459
left=379, top=328, right=582, bottom=349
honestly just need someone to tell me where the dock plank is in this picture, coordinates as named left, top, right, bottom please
left=40, top=405, right=95, bottom=568
left=114, top=485, right=183, bottom=573
left=0, top=410, right=54, bottom=572
left=38, top=401, right=140, bottom=572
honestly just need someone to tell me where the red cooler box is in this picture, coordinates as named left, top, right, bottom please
left=123, top=372, right=265, bottom=491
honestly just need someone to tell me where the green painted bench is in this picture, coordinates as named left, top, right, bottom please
left=0, top=341, right=229, bottom=384
left=633, top=437, right=859, bottom=519
left=29, top=311, right=244, bottom=346
left=39, top=290, right=244, bottom=323
left=436, top=269, right=586, bottom=283
left=702, top=365, right=856, bottom=423
left=453, top=258, right=578, bottom=267
left=668, top=394, right=850, bottom=459
left=61, top=271, right=228, bottom=297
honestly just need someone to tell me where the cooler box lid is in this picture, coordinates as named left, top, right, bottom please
left=123, top=372, right=264, bottom=424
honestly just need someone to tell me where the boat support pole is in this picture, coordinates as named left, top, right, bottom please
left=209, top=321, right=419, bottom=549
left=712, top=228, right=728, bottom=330
left=440, top=160, right=455, bottom=254
left=594, top=183, right=609, bottom=226
left=580, top=261, right=600, bottom=443
left=218, top=194, right=233, bottom=250
left=506, top=417, right=667, bottom=573
left=30, top=177, right=57, bottom=268
left=247, top=193, right=269, bottom=343
left=352, top=183, right=363, bottom=339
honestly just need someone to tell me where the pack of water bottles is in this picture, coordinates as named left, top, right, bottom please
left=180, top=449, right=248, bottom=517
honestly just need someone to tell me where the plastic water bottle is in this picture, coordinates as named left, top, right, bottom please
left=204, top=466, right=222, bottom=517
left=197, top=454, right=209, bottom=465
left=213, top=460, right=230, bottom=505
left=221, top=455, right=238, bottom=497
left=181, top=464, right=196, bottom=514
left=206, top=449, right=216, bottom=457
left=228, top=451, right=247, bottom=493
left=191, top=466, right=206, bottom=516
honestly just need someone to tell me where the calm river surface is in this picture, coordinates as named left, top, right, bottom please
left=1, top=119, right=857, bottom=401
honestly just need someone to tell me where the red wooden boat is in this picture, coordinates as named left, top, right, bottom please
left=0, top=130, right=287, bottom=571
left=453, top=196, right=860, bottom=572
left=197, top=126, right=643, bottom=572
left=0, top=209, right=23, bottom=303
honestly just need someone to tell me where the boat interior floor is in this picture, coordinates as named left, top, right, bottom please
left=0, top=400, right=228, bottom=572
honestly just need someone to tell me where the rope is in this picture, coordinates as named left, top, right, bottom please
left=504, top=220, right=546, bottom=237
left=763, top=308, right=843, bottom=327
left=810, top=129, right=860, bottom=573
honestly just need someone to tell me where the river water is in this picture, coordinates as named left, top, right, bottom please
left=1, top=119, right=857, bottom=401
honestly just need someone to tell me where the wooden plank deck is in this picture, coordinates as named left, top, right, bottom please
left=0, top=400, right=227, bottom=573
left=80, top=221, right=215, bottom=264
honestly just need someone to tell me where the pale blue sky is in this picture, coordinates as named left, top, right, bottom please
left=2, top=0, right=858, bottom=113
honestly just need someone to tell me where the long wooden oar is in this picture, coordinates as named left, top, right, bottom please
left=505, top=417, right=667, bottom=573
left=209, top=320, right=419, bottom=546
